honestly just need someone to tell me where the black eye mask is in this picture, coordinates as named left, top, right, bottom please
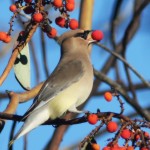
left=75, top=30, right=91, bottom=39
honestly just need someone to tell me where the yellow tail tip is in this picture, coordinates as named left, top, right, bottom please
left=9, top=140, right=14, bottom=148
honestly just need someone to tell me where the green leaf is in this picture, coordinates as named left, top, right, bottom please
left=13, top=44, right=31, bottom=90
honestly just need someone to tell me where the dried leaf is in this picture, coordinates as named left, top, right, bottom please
left=13, top=44, right=31, bottom=90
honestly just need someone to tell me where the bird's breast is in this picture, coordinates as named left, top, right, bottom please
left=75, top=63, right=93, bottom=107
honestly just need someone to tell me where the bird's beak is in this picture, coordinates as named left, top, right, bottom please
left=84, top=30, right=97, bottom=45
left=88, top=39, right=97, bottom=45
left=87, top=37, right=97, bottom=45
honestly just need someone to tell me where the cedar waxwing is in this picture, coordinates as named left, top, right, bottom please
left=9, top=29, right=94, bottom=146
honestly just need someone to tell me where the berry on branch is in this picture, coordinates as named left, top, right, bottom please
left=91, top=30, right=104, bottom=41
left=3, top=35, right=11, bottom=43
left=69, top=19, right=78, bottom=30
left=0, top=32, right=7, bottom=41
left=87, top=114, right=98, bottom=125
left=144, top=131, right=149, bottom=138
left=55, top=17, right=66, bottom=27
left=47, top=27, right=57, bottom=38
left=102, top=146, right=111, bottom=150
left=126, top=146, right=134, bottom=150
left=32, top=13, right=43, bottom=23
left=53, top=0, right=63, bottom=8
left=91, top=143, right=100, bottom=150
left=104, top=92, right=113, bottom=102
left=65, top=2, right=75, bottom=11
left=135, top=134, right=140, bottom=141
left=106, top=121, right=118, bottom=133
left=9, top=4, right=17, bottom=12
left=121, top=129, right=131, bottom=139
left=140, top=148, right=149, bottom=150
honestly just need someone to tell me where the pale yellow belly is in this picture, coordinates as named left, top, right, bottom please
left=48, top=72, right=93, bottom=119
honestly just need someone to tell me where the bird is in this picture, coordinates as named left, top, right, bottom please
left=9, top=29, right=95, bottom=146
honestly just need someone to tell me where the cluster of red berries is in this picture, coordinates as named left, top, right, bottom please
left=8, top=0, right=79, bottom=40
left=8, top=0, right=105, bottom=42
left=85, top=93, right=113, bottom=125
left=87, top=90, right=149, bottom=150
left=103, top=143, right=135, bottom=150
left=87, top=115, right=150, bottom=150
left=0, top=32, right=11, bottom=43
left=106, top=121, right=133, bottom=140
left=103, top=144, right=149, bottom=150
left=55, top=17, right=78, bottom=30
left=91, top=144, right=149, bottom=150
left=53, top=0, right=75, bottom=11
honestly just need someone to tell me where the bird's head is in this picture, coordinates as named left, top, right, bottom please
left=56, top=29, right=97, bottom=55
left=56, top=29, right=96, bottom=45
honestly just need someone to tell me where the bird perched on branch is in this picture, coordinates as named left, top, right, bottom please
left=9, top=29, right=95, bottom=146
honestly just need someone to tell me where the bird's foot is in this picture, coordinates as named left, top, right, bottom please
left=68, top=106, right=88, bottom=114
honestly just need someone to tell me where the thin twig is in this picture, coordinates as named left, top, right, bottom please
left=110, top=0, right=123, bottom=47
left=9, top=121, right=17, bottom=150
left=0, top=23, right=39, bottom=86
left=94, top=69, right=150, bottom=121
left=1, top=111, right=150, bottom=127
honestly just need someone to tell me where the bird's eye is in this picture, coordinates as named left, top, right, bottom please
left=75, top=30, right=91, bottom=39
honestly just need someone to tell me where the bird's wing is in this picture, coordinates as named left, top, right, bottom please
left=22, top=60, right=84, bottom=120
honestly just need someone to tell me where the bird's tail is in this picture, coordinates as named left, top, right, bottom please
left=9, top=140, right=14, bottom=148
left=9, top=104, right=50, bottom=146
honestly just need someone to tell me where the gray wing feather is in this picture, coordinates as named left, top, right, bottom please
left=22, top=60, right=84, bottom=120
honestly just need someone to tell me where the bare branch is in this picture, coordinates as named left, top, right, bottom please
left=95, top=42, right=150, bottom=87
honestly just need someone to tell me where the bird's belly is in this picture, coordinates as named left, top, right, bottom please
left=75, top=75, right=93, bottom=107
left=48, top=75, right=93, bottom=119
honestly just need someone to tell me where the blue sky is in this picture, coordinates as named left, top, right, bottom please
left=0, top=0, right=150, bottom=150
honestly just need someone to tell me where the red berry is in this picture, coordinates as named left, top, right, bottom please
left=113, top=144, right=119, bottom=148
left=9, top=4, right=17, bottom=12
left=107, top=143, right=119, bottom=148
left=65, top=3, right=75, bottom=11
left=127, top=146, right=134, bottom=150
left=121, top=129, right=131, bottom=139
left=24, top=0, right=32, bottom=3
left=23, top=6, right=34, bottom=14
left=103, top=146, right=111, bottom=150
left=107, top=143, right=120, bottom=150
left=47, top=28, right=57, bottom=38
left=87, top=114, right=98, bottom=125
left=55, top=17, right=66, bottom=27
left=69, top=19, right=78, bottom=30
left=3, top=35, right=11, bottom=43
left=106, top=121, right=118, bottom=133
left=104, top=92, right=112, bottom=102
left=135, top=134, right=140, bottom=141
left=19, top=31, right=25, bottom=36
left=144, top=132, right=149, bottom=138
left=32, top=13, right=43, bottom=23
left=140, top=148, right=148, bottom=150
left=0, top=32, right=7, bottom=41
left=91, top=143, right=100, bottom=150
left=53, top=0, right=63, bottom=8
left=119, top=147, right=126, bottom=150
left=111, top=147, right=120, bottom=150
left=91, top=30, right=104, bottom=41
